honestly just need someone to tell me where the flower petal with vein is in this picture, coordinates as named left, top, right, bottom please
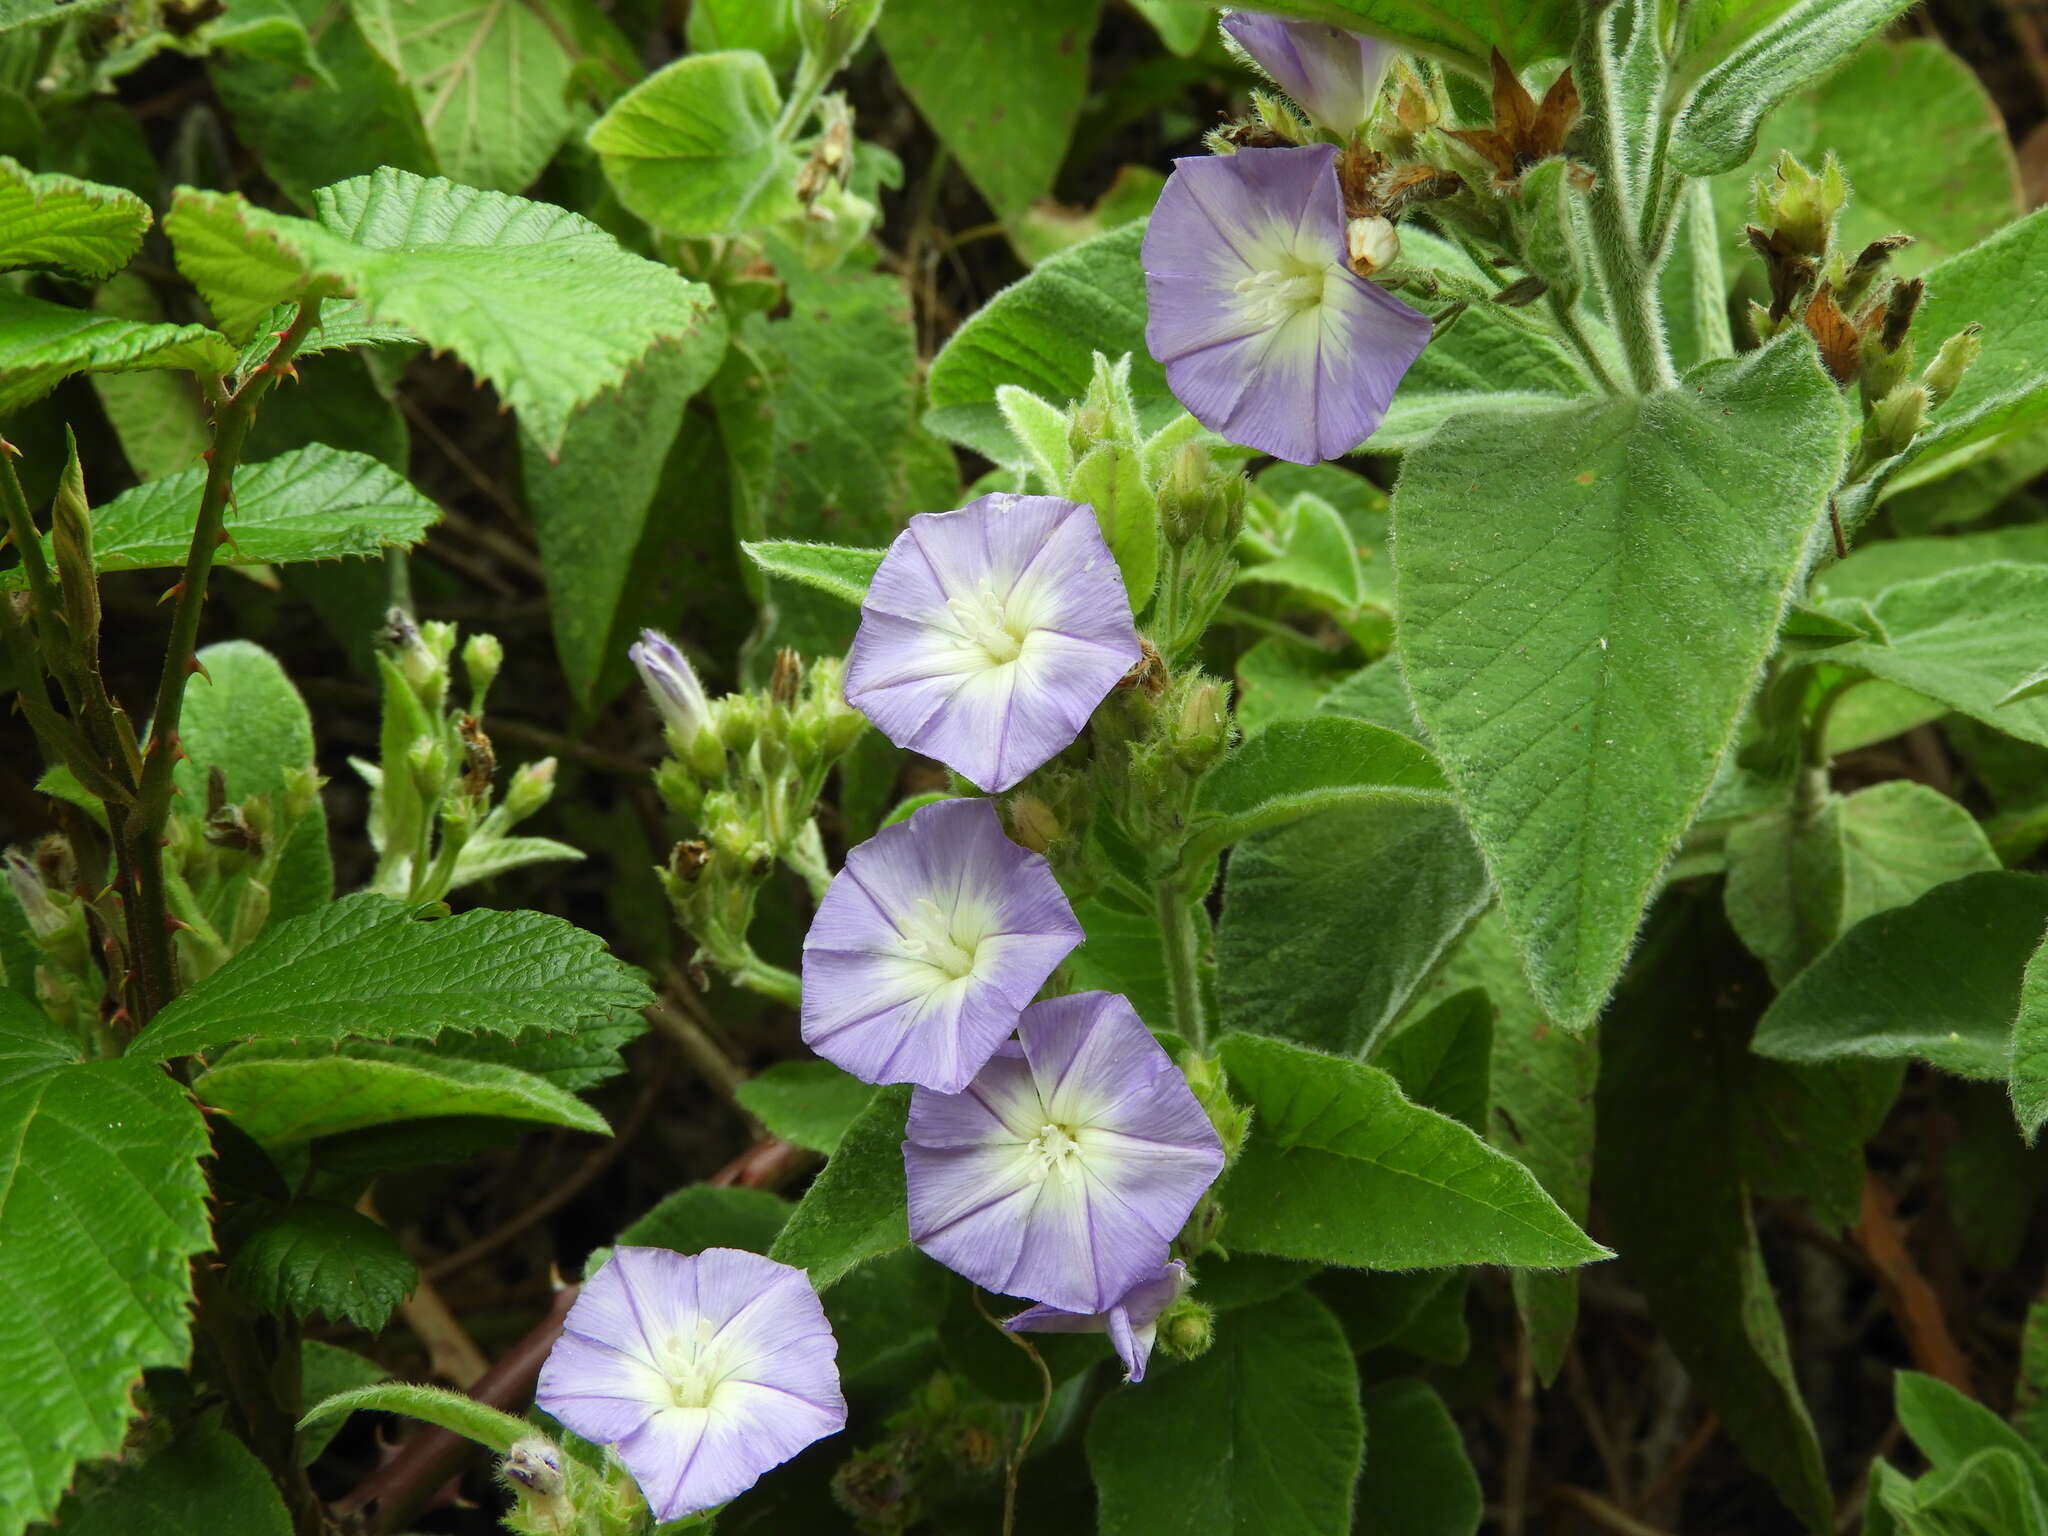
left=904, top=991, right=1224, bottom=1315
left=1143, top=144, right=1430, bottom=465
left=844, top=493, right=1142, bottom=793
left=1220, top=10, right=1392, bottom=137
left=802, top=797, right=1083, bottom=1093
left=1006, top=1260, right=1189, bottom=1383
left=536, top=1246, right=846, bottom=1522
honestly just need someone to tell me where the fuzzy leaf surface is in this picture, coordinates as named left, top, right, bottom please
left=768, top=1084, right=911, bottom=1290
left=0, top=155, right=149, bottom=278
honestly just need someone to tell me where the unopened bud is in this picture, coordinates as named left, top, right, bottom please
left=1250, top=89, right=1309, bottom=145
left=795, top=0, right=880, bottom=70
left=770, top=647, right=803, bottom=707
left=501, top=756, right=556, bottom=823
left=671, top=839, right=710, bottom=883
left=1864, top=383, right=1928, bottom=465
left=50, top=434, right=97, bottom=643
left=4, top=848, right=63, bottom=939
left=461, top=632, right=503, bottom=710
left=499, top=1436, right=564, bottom=1498
left=1491, top=274, right=1548, bottom=307
left=379, top=608, right=446, bottom=704
left=1008, top=793, right=1061, bottom=854
left=719, top=693, right=761, bottom=756
left=1173, top=678, right=1231, bottom=770
left=280, top=764, right=321, bottom=823
left=1179, top=1050, right=1251, bottom=1161
left=406, top=736, right=449, bottom=798
left=630, top=629, right=713, bottom=748
left=1346, top=215, right=1399, bottom=277
left=1921, top=324, right=1981, bottom=408
left=1157, top=1297, right=1215, bottom=1361
left=1754, top=149, right=1847, bottom=259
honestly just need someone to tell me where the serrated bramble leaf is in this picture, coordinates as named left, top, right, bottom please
left=0, top=156, right=150, bottom=279
left=768, top=1084, right=910, bottom=1290
left=2, top=446, right=437, bottom=594
left=587, top=51, right=800, bottom=237
left=162, top=169, right=721, bottom=452
left=0, top=291, right=235, bottom=413
left=0, top=1053, right=213, bottom=1533
left=195, top=1039, right=611, bottom=1146
left=55, top=1418, right=290, bottom=1536
left=741, top=540, right=886, bottom=609
left=1087, top=1288, right=1363, bottom=1536
left=129, top=891, right=654, bottom=1061
left=1216, top=1032, right=1608, bottom=1269
left=228, top=1201, right=416, bottom=1331
left=1393, top=333, right=1849, bottom=1030
left=299, top=1383, right=530, bottom=1454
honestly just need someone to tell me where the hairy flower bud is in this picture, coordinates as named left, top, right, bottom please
left=1157, top=1297, right=1216, bottom=1361
left=1921, top=324, right=1982, bottom=408
left=462, top=631, right=504, bottom=711
left=1345, top=214, right=1399, bottom=276
left=1753, top=150, right=1847, bottom=259
left=4, top=848, right=63, bottom=940
left=1172, top=677, right=1232, bottom=772
left=406, top=735, right=449, bottom=799
left=1863, top=383, right=1928, bottom=465
left=630, top=629, right=712, bottom=745
left=379, top=608, right=448, bottom=706
left=795, top=0, right=880, bottom=71
left=770, top=646, right=804, bottom=707
left=499, top=1436, right=566, bottom=1499
left=1007, top=792, right=1062, bottom=854
left=501, top=756, right=557, bottom=824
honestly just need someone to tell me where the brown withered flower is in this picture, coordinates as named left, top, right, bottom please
left=1447, top=50, right=1581, bottom=181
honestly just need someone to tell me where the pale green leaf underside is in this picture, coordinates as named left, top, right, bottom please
left=741, top=540, right=886, bottom=608
left=0, top=155, right=150, bottom=280
left=162, top=168, right=722, bottom=452
left=195, top=1039, right=610, bottom=1146
left=1393, top=334, right=1849, bottom=1029
left=2, top=445, right=438, bottom=592
left=130, top=890, right=654, bottom=1060
left=0, top=291, right=235, bottom=414
left=0, top=1042, right=213, bottom=1533
left=1217, top=1032, right=1609, bottom=1269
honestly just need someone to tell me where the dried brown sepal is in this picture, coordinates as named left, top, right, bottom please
left=1447, top=50, right=1580, bottom=179
left=457, top=714, right=495, bottom=798
left=1379, top=164, right=1465, bottom=216
left=1802, top=283, right=1862, bottom=385
left=1882, top=276, right=1925, bottom=353
left=1747, top=224, right=1818, bottom=323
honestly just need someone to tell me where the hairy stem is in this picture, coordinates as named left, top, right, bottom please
left=1155, top=876, right=1208, bottom=1052
left=1546, top=292, right=1624, bottom=394
left=122, top=299, right=323, bottom=1026
left=1572, top=11, right=1675, bottom=394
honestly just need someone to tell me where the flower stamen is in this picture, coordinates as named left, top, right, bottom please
left=944, top=586, right=1024, bottom=666
left=900, top=895, right=977, bottom=979
left=1026, top=1122, right=1085, bottom=1184
left=1233, top=261, right=1327, bottom=326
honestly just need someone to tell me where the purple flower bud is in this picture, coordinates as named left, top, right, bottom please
left=1220, top=10, right=1393, bottom=137
left=536, top=1246, right=846, bottom=1522
left=904, top=992, right=1225, bottom=1315
left=1143, top=144, right=1430, bottom=465
left=802, top=797, right=1082, bottom=1092
left=1005, top=1260, right=1190, bottom=1382
left=630, top=629, right=713, bottom=745
left=844, top=494, right=1143, bottom=793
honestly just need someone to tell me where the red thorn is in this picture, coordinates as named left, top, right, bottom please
left=199, top=448, right=214, bottom=461
left=188, top=658, right=212, bottom=684
left=271, top=329, right=290, bottom=340
left=158, top=582, right=185, bottom=606
left=164, top=914, right=190, bottom=934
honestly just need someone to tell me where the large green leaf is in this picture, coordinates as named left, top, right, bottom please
left=2017, top=936, right=2048, bottom=1142
left=1895, top=1371, right=2048, bottom=1503
left=0, top=155, right=149, bottom=279
left=1216, top=799, right=1488, bottom=1057
left=1216, top=1032, right=1607, bottom=1269
left=1886, top=208, right=2048, bottom=490
left=925, top=222, right=1166, bottom=463
left=734, top=1060, right=872, bottom=1156
left=228, top=1199, right=417, bottom=1331
left=1392, top=334, right=1849, bottom=1029
left=1668, top=0, right=1919, bottom=175
left=3, top=445, right=437, bottom=593
left=586, top=50, right=800, bottom=237
left=195, top=1039, right=609, bottom=1145
left=1724, top=780, right=2001, bottom=986
left=162, top=168, right=720, bottom=452
left=1184, top=715, right=1451, bottom=868
left=621, top=1185, right=792, bottom=1254
left=767, top=1084, right=911, bottom=1290
left=353, top=0, right=580, bottom=193
left=522, top=337, right=728, bottom=708
left=1817, top=526, right=2048, bottom=603
left=1753, top=871, right=2048, bottom=1080
left=1823, top=564, right=2048, bottom=748
left=879, top=0, right=1100, bottom=221
left=739, top=540, right=885, bottom=608
left=56, top=1418, right=291, bottom=1536
left=1356, top=1378, right=1482, bottom=1536
left=175, top=639, right=333, bottom=927
left=0, top=1013, right=213, bottom=1535
left=0, top=291, right=234, bottom=413
left=130, top=890, right=654, bottom=1060
left=1087, top=1288, right=1364, bottom=1536
left=1594, top=899, right=1834, bottom=1532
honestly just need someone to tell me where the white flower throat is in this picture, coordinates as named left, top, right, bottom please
left=1234, top=256, right=1327, bottom=326
left=656, top=1318, right=729, bottom=1411
left=1026, top=1122, right=1085, bottom=1184
left=945, top=585, right=1025, bottom=667
left=900, top=896, right=978, bottom=980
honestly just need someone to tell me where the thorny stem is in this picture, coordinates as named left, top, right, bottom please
left=1572, top=9, right=1675, bottom=394
left=1155, top=875, right=1209, bottom=1052
left=124, top=298, right=323, bottom=1027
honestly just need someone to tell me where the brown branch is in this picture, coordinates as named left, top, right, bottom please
left=1852, top=1168, right=1973, bottom=1392
left=1553, top=1487, right=1678, bottom=1536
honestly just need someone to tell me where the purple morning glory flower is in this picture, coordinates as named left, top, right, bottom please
left=1220, top=10, right=1393, bottom=137
left=1006, top=1260, right=1189, bottom=1383
left=630, top=629, right=712, bottom=746
left=844, top=493, right=1142, bottom=793
left=1143, top=144, right=1430, bottom=465
left=536, top=1246, right=846, bottom=1522
left=802, top=796, right=1082, bottom=1093
left=904, top=991, right=1224, bottom=1315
